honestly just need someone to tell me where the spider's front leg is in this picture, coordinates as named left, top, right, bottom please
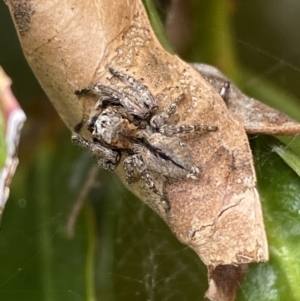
left=72, top=134, right=121, bottom=171
left=75, top=84, right=124, bottom=107
left=75, top=84, right=141, bottom=125
left=124, top=154, right=170, bottom=210
left=75, top=67, right=158, bottom=121
left=108, top=67, right=158, bottom=115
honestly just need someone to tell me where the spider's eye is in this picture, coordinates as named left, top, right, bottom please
left=74, top=122, right=83, bottom=133
left=87, top=116, right=98, bottom=133
left=152, top=105, right=158, bottom=111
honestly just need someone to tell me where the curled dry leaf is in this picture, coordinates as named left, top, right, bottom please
left=193, top=63, right=300, bottom=136
left=4, top=0, right=275, bottom=300
left=0, top=67, right=26, bottom=222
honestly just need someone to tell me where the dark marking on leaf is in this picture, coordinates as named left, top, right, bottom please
left=10, top=0, right=35, bottom=36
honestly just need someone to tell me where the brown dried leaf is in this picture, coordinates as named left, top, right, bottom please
left=205, top=264, right=248, bottom=301
left=4, top=1, right=270, bottom=300
left=193, top=63, right=300, bottom=135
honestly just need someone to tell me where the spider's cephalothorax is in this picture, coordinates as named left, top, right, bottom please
left=72, top=68, right=218, bottom=210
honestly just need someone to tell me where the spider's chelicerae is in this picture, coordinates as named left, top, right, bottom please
left=72, top=67, right=218, bottom=210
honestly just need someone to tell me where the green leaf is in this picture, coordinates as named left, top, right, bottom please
left=141, top=0, right=173, bottom=53
left=237, top=136, right=300, bottom=301
left=0, top=132, right=96, bottom=301
left=272, top=141, right=300, bottom=177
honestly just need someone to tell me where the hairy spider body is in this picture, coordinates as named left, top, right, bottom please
left=89, top=107, right=201, bottom=176
left=73, top=68, right=218, bottom=210
left=131, top=134, right=200, bottom=180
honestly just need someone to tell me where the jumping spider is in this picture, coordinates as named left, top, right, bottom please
left=72, top=67, right=218, bottom=210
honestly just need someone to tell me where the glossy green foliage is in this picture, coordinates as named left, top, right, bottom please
left=0, top=135, right=94, bottom=301
left=237, top=136, right=300, bottom=300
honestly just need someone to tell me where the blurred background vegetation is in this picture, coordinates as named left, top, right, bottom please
left=1, top=0, right=300, bottom=300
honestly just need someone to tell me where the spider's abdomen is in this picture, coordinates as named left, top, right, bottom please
left=142, top=133, right=199, bottom=179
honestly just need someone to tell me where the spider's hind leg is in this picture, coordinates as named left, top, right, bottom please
left=159, top=124, right=218, bottom=136
left=124, top=154, right=170, bottom=210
